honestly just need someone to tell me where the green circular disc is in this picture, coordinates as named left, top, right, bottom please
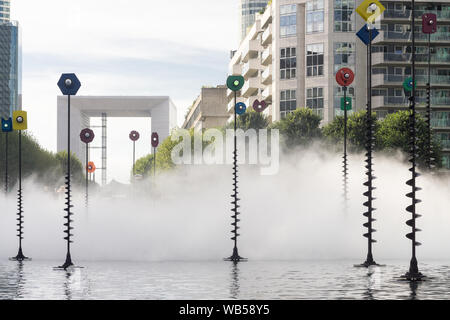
left=403, top=77, right=416, bottom=92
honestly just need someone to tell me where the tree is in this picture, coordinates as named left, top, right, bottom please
left=134, top=153, right=155, bottom=177
left=55, top=151, right=84, bottom=185
left=226, top=110, right=269, bottom=131
left=377, top=111, right=442, bottom=168
left=0, top=132, right=85, bottom=191
left=322, top=111, right=380, bottom=151
left=270, top=108, right=322, bottom=148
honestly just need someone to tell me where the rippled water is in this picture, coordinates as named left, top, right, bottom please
left=1, top=259, right=450, bottom=300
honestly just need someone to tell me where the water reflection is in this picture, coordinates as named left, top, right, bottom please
left=408, top=281, right=420, bottom=300
left=0, top=261, right=27, bottom=299
left=229, top=262, right=240, bottom=299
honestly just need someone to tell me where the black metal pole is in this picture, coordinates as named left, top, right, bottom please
left=60, top=94, right=74, bottom=269
left=133, top=140, right=136, bottom=177
left=85, top=143, right=88, bottom=207
left=357, top=25, right=378, bottom=268
left=153, top=147, right=156, bottom=177
left=343, top=86, right=348, bottom=203
left=4, top=131, right=8, bottom=194
left=404, top=0, right=423, bottom=281
left=226, top=90, right=244, bottom=262
left=426, top=33, right=432, bottom=170
left=11, top=130, right=28, bottom=261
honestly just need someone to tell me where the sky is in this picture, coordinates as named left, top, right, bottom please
left=10, top=0, right=240, bottom=183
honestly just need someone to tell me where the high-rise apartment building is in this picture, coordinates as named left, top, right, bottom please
left=0, top=0, right=10, bottom=22
left=372, top=1, right=450, bottom=169
left=240, top=0, right=270, bottom=41
left=0, top=0, right=21, bottom=119
left=228, top=0, right=450, bottom=169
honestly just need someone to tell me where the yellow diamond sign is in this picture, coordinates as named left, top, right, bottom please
left=356, top=0, right=385, bottom=24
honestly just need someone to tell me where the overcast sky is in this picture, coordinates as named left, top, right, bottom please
left=11, top=0, right=239, bottom=183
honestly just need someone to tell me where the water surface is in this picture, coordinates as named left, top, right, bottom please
left=1, top=260, right=449, bottom=300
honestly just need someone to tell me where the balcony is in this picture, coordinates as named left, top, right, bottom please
left=373, top=31, right=450, bottom=45
left=262, top=85, right=272, bottom=101
left=229, top=63, right=242, bottom=76
left=241, top=77, right=261, bottom=97
left=372, top=95, right=450, bottom=109
left=372, top=52, right=450, bottom=66
left=261, top=5, right=272, bottom=28
left=372, top=74, right=450, bottom=88
left=262, top=45, right=272, bottom=66
left=262, top=66, right=272, bottom=85
left=242, top=39, right=260, bottom=63
left=382, top=9, right=450, bottom=21
left=262, top=24, right=272, bottom=46
left=242, top=59, right=259, bottom=79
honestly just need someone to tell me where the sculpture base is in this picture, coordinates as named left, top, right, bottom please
left=9, top=248, right=31, bottom=261
left=54, top=252, right=82, bottom=270
left=224, top=247, right=247, bottom=262
left=400, top=272, right=426, bottom=282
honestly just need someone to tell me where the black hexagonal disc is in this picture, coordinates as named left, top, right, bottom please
left=57, top=73, right=81, bottom=96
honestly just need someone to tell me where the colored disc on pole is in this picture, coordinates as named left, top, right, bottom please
left=356, top=25, right=379, bottom=46
left=252, top=99, right=268, bottom=113
left=12, top=111, right=27, bottom=131
left=422, top=13, right=437, bottom=34
left=129, top=130, right=140, bottom=141
left=1, top=117, right=12, bottom=132
left=340, top=97, right=352, bottom=111
left=87, top=161, right=96, bottom=173
left=403, top=77, right=416, bottom=92
left=57, top=73, right=81, bottom=96
left=235, top=102, right=247, bottom=115
left=151, top=132, right=159, bottom=148
left=336, top=68, right=355, bottom=87
left=80, top=128, right=95, bottom=143
left=227, top=76, right=245, bottom=92
left=356, top=0, right=385, bottom=23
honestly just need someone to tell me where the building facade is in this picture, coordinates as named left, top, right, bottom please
left=0, top=0, right=10, bottom=22
left=182, top=86, right=229, bottom=131
left=57, top=96, right=177, bottom=185
left=240, top=0, right=271, bottom=41
left=0, top=0, right=21, bottom=119
left=372, top=1, right=450, bottom=169
left=228, top=0, right=450, bottom=169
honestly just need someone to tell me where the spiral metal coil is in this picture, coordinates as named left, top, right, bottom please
left=16, top=188, right=23, bottom=241
left=425, top=83, right=435, bottom=170
left=404, top=95, right=424, bottom=280
left=231, top=149, right=240, bottom=243
left=361, top=105, right=378, bottom=267
left=343, top=152, right=348, bottom=202
left=64, top=174, right=74, bottom=245
left=58, top=173, right=74, bottom=269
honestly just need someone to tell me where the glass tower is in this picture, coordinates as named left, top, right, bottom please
left=0, top=0, right=21, bottom=119
left=240, top=0, right=269, bottom=41
left=0, top=0, right=10, bottom=23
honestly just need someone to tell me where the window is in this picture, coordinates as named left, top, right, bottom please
left=307, top=43, right=324, bottom=77
left=280, top=4, right=297, bottom=37
left=280, top=90, right=297, bottom=118
left=307, top=87, right=324, bottom=118
left=306, top=0, right=324, bottom=33
left=334, top=42, right=355, bottom=73
left=281, top=48, right=297, bottom=80
left=334, top=0, right=355, bottom=32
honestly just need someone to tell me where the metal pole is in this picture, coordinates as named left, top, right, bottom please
left=4, top=132, right=8, bottom=194
left=85, top=143, right=88, bottom=207
left=343, top=86, right=348, bottom=203
left=133, top=140, right=136, bottom=177
left=153, top=147, right=156, bottom=177
left=404, top=0, right=423, bottom=280
left=426, top=33, right=432, bottom=169
left=60, top=94, right=74, bottom=269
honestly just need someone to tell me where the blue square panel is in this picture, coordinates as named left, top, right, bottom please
left=356, top=25, right=379, bottom=46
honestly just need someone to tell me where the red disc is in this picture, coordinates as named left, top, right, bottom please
left=336, top=68, right=355, bottom=87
